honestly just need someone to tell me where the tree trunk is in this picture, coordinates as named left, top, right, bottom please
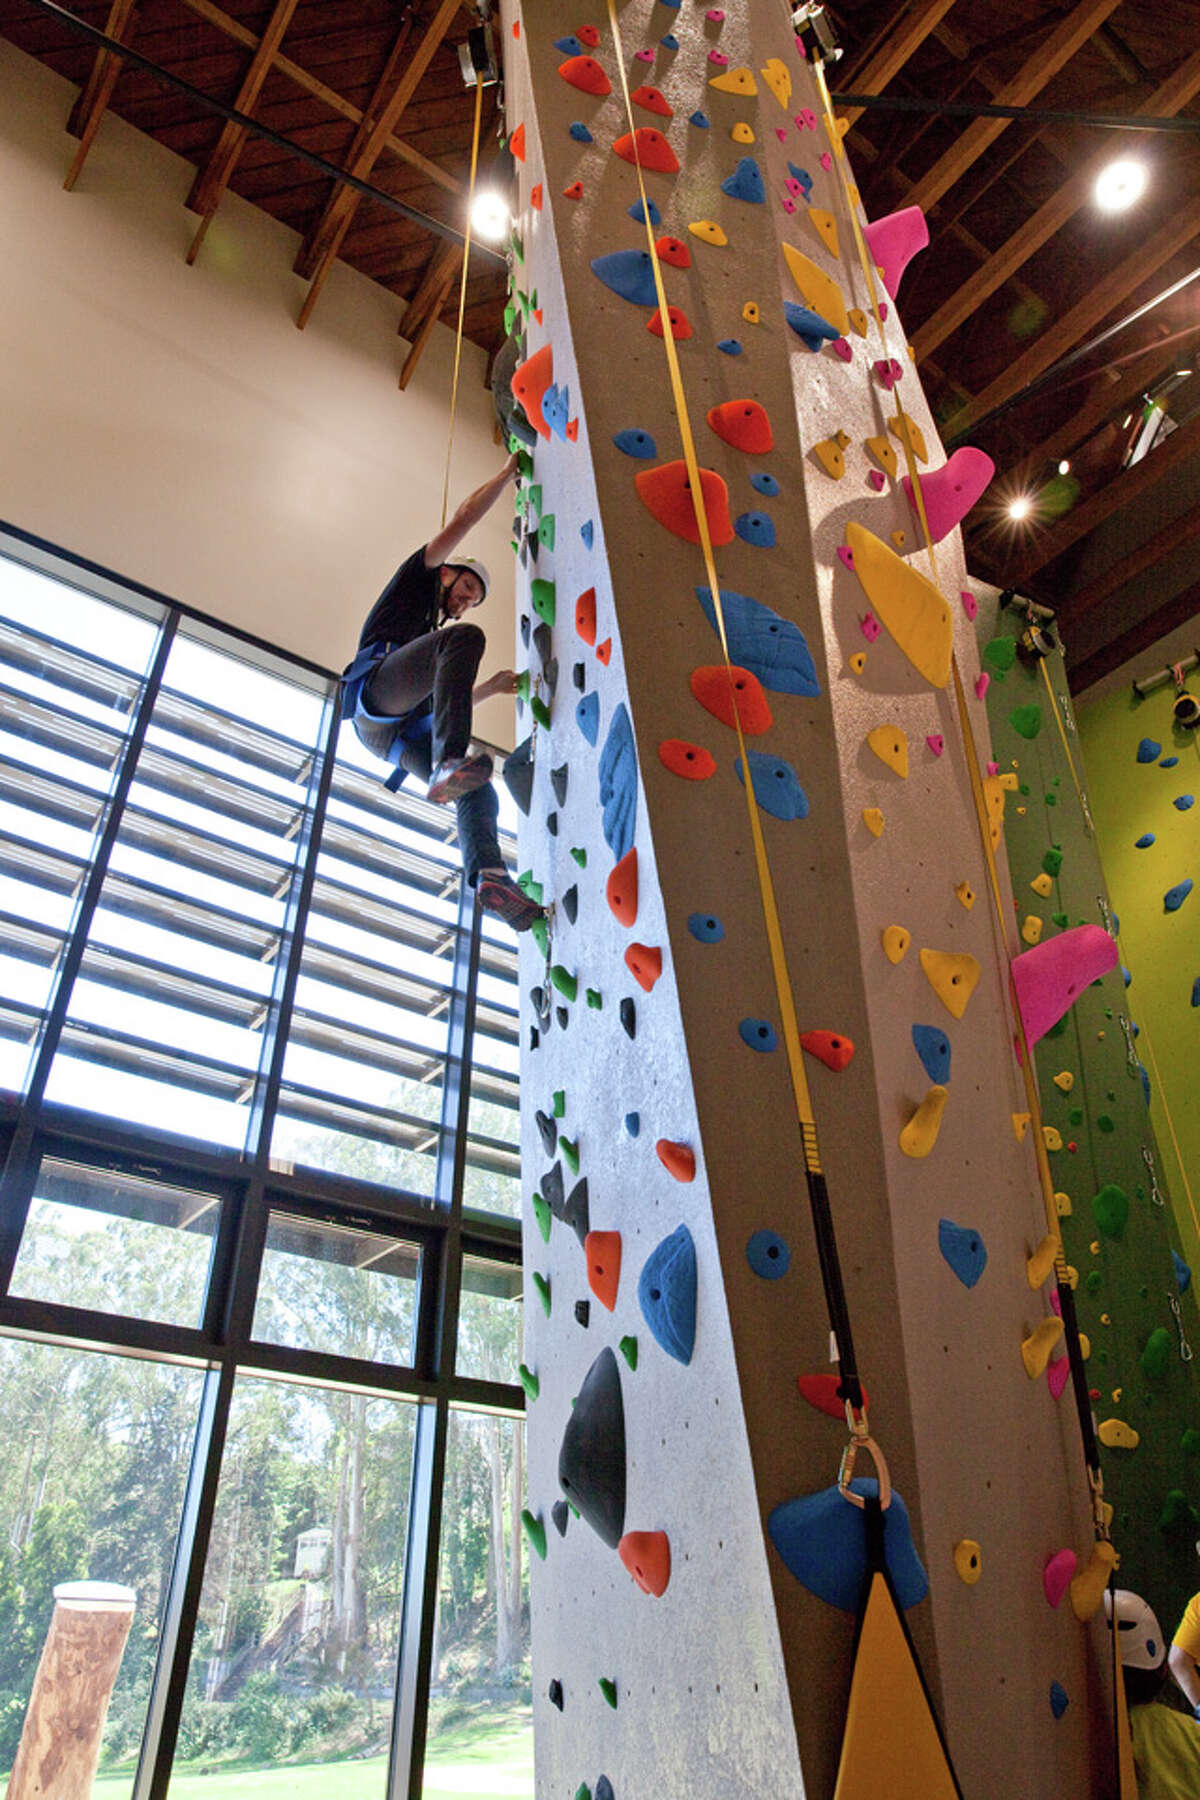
left=488, top=1419, right=509, bottom=1673
left=507, top=1425, right=523, bottom=1654
left=8, top=1582, right=135, bottom=1800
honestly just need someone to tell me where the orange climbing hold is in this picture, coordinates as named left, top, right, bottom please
left=798, top=1372, right=870, bottom=1421
left=648, top=305, right=693, bottom=340
left=613, top=128, right=680, bottom=173
left=632, top=83, right=673, bottom=116
left=577, top=23, right=600, bottom=46
left=689, top=665, right=772, bottom=735
left=530, top=183, right=543, bottom=210
left=656, top=1139, right=695, bottom=1182
left=635, top=461, right=733, bottom=545
left=566, top=419, right=579, bottom=441
left=655, top=235, right=691, bottom=268
left=563, top=181, right=584, bottom=201
left=619, top=1530, right=671, bottom=1597
left=596, top=638, right=612, bottom=664
left=625, top=943, right=662, bottom=992
left=510, top=122, right=526, bottom=162
left=511, top=345, right=554, bottom=439
left=575, top=587, right=597, bottom=645
left=800, top=1029, right=855, bottom=1072
left=559, top=54, right=612, bottom=95
left=706, top=398, right=774, bottom=455
left=585, top=1231, right=622, bottom=1311
left=606, top=848, right=639, bottom=927
left=658, top=739, right=716, bottom=780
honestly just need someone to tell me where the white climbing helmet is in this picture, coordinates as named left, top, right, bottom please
left=1105, top=1587, right=1165, bottom=1670
left=448, top=557, right=491, bottom=600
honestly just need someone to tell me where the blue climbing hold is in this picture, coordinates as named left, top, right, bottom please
left=717, top=337, right=743, bottom=355
left=1140, top=1061, right=1151, bottom=1107
left=1193, top=976, right=1200, bottom=1008
left=543, top=383, right=570, bottom=440
left=591, top=250, right=658, bottom=306
left=696, top=587, right=820, bottom=697
left=628, top=197, right=662, bottom=226
left=747, top=1229, right=790, bottom=1280
left=581, top=520, right=594, bottom=549
left=735, top=753, right=809, bottom=820
left=1136, top=832, right=1155, bottom=848
left=912, top=1024, right=951, bottom=1084
left=721, top=157, right=765, bottom=204
left=938, top=1219, right=987, bottom=1289
left=750, top=471, right=781, bottom=497
left=661, top=32, right=679, bottom=47
left=1175, top=794, right=1195, bottom=810
left=1050, top=1681, right=1069, bottom=1720
left=769, top=1478, right=928, bottom=1612
left=688, top=912, right=724, bottom=943
left=787, top=161, right=813, bottom=192
left=784, top=302, right=839, bottom=352
left=625, top=1111, right=640, bottom=1138
left=1161, top=756, right=1180, bottom=768
left=1122, top=966, right=1132, bottom=987
left=638, top=1225, right=697, bottom=1365
left=1174, top=1249, right=1192, bottom=1293
left=576, top=692, right=600, bottom=746
left=1165, top=879, right=1193, bottom=913
left=739, top=1017, right=778, bottom=1052
left=613, top=428, right=657, bottom=458
left=569, top=121, right=594, bottom=143
left=1137, top=737, right=1161, bottom=763
left=555, top=34, right=584, bottom=53
left=735, top=511, right=776, bottom=548
left=599, top=702, right=637, bottom=863
left=689, top=108, right=709, bottom=127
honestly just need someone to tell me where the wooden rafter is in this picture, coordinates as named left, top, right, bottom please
left=1066, top=505, right=1200, bottom=622
left=839, top=0, right=961, bottom=128
left=1068, top=572, right=1200, bottom=693
left=914, top=48, right=1200, bottom=358
left=184, top=0, right=301, bottom=265
left=904, top=0, right=1124, bottom=215
left=296, top=0, right=464, bottom=331
left=62, top=0, right=138, bottom=192
left=399, top=242, right=464, bottom=389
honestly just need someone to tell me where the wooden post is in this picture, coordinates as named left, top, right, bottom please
left=7, top=1581, right=136, bottom=1800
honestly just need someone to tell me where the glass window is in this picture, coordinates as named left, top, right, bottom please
left=252, top=1211, right=420, bottom=1366
left=455, top=1255, right=522, bottom=1385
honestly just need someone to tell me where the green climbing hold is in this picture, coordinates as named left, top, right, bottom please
left=1045, top=793, right=1057, bottom=806
left=1097, top=1115, right=1115, bottom=1133
left=1068, top=1108, right=1084, bottom=1126
left=527, top=484, right=543, bottom=517
left=586, top=988, right=603, bottom=1009
left=1019, top=783, right=1031, bottom=797
left=1010, top=705, right=1042, bottom=740
left=619, top=1334, right=638, bottom=1370
left=1142, top=1328, right=1172, bottom=1380
left=561, top=1137, right=580, bottom=1175
left=552, top=1090, right=565, bottom=1117
left=1159, top=1490, right=1199, bottom=1532
left=576, top=1787, right=592, bottom=1800
left=530, top=917, right=550, bottom=958
left=598, top=1678, right=618, bottom=1710
left=1045, top=1014, right=1069, bottom=1038
left=571, top=847, right=588, bottom=868
left=1086, top=1271, right=1103, bottom=1294
left=503, top=301, right=516, bottom=335
left=518, top=871, right=544, bottom=902
left=521, top=1509, right=547, bottom=1559
left=515, top=670, right=531, bottom=703
left=538, top=514, right=556, bottom=550
left=1043, top=848, right=1063, bottom=876
left=532, top=1194, right=552, bottom=1242
left=531, top=578, right=556, bottom=626
left=1092, top=1183, right=1129, bottom=1240
left=550, top=966, right=578, bottom=1003
left=1051, top=912, right=1069, bottom=929
left=519, top=1362, right=540, bottom=1401
left=533, top=1271, right=552, bottom=1315
left=1181, top=1429, right=1200, bottom=1455
left=984, top=637, right=1017, bottom=672
left=531, top=695, right=552, bottom=730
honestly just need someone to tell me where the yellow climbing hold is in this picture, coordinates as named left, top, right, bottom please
left=1077, top=1327, right=1088, bottom=1352
left=953, top=1540, right=982, bottom=1585
left=891, top=530, right=908, bottom=550
left=848, top=307, right=868, bottom=337
left=822, top=112, right=848, bottom=159
left=709, top=64, right=757, bottom=95
left=689, top=220, right=728, bottom=247
left=782, top=243, right=850, bottom=336
left=1098, top=1418, right=1140, bottom=1451
left=982, top=776, right=1007, bottom=849
left=806, top=207, right=839, bottom=259
left=742, top=299, right=760, bottom=324
left=920, top=948, right=981, bottom=1020
left=845, top=524, right=955, bottom=689
left=1111, top=1387, right=1120, bottom=1402
left=888, top=413, right=928, bottom=463
left=1030, top=871, right=1053, bottom=898
left=1070, top=1540, right=1117, bottom=1621
left=814, top=436, right=847, bottom=479
left=899, top=1085, right=948, bottom=1159
left=833, top=1570, right=960, bottom=1800
left=1043, top=1125, right=1063, bottom=1152
left=732, top=121, right=755, bottom=144
left=865, top=435, right=898, bottom=477
left=1026, top=1234, right=1058, bottom=1289
left=866, top=724, right=908, bottom=779
left=954, top=881, right=975, bottom=910
left=862, top=807, right=884, bottom=837
left=759, top=57, right=791, bottom=108
left=1054, top=1191, right=1073, bottom=1216
left=881, top=925, right=910, bottom=965
left=1012, top=1113, right=1030, bottom=1141
left=1053, top=1070, right=1074, bottom=1092
left=849, top=652, right=867, bottom=676
left=1021, top=914, right=1044, bottom=946
left=998, top=771, right=1019, bottom=790
left=1021, top=1316, right=1064, bottom=1379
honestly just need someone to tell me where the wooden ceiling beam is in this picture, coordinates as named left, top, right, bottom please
left=1067, top=572, right=1200, bottom=694
left=838, top=0, right=961, bottom=128
left=398, top=239, right=462, bottom=342
left=296, top=0, right=463, bottom=331
left=904, top=0, right=1124, bottom=215
left=184, top=0, right=301, bottom=264
left=914, top=48, right=1200, bottom=358
left=62, top=0, right=139, bottom=192
left=947, top=196, right=1200, bottom=438
left=398, top=246, right=464, bottom=390
left=1065, top=503, right=1200, bottom=622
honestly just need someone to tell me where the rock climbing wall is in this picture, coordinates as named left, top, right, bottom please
left=505, top=5, right=1109, bottom=1795
left=979, top=592, right=1200, bottom=1641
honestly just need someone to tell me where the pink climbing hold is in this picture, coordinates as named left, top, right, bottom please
left=785, top=176, right=802, bottom=196
left=986, top=759, right=999, bottom=776
left=868, top=469, right=885, bottom=491
left=879, top=303, right=889, bottom=321
left=976, top=674, right=991, bottom=701
left=635, top=46, right=654, bottom=61
left=836, top=545, right=855, bottom=572
left=1047, top=1355, right=1071, bottom=1400
left=861, top=613, right=881, bottom=643
left=708, top=48, right=728, bottom=64
left=832, top=338, right=852, bottom=362
left=820, top=150, right=832, bottom=170
left=1011, top=924, right=1119, bottom=1047
left=798, top=108, right=816, bottom=130
left=961, top=589, right=978, bottom=621
left=706, top=7, right=725, bottom=19
left=781, top=198, right=796, bottom=214
left=776, top=127, right=789, bottom=143
left=873, top=358, right=903, bottom=391
left=861, top=205, right=929, bottom=299
left=1042, top=1549, right=1077, bottom=1609
left=926, top=734, right=945, bottom=757
left=902, top=447, right=996, bottom=543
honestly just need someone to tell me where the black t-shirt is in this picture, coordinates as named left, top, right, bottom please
left=358, top=546, right=441, bottom=649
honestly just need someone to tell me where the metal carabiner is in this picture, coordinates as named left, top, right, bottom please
left=838, top=1429, right=892, bottom=1513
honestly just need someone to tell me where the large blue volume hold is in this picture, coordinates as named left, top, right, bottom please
left=590, top=250, right=658, bottom=306
left=784, top=302, right=838, bottom=351
left=599, top=703, right=637, bottom=862
left=696, top=586, right=820, bottom=695
left=557, top=1347, right=626, bottom=1547
left=721, top=157, right=765, bottom=203
left=638, top=1224, right=697, bottom=1364
left=768, top=1477, right=929, bottom=1611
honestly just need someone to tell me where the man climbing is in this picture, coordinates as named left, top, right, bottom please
left=342, top=452, right=542, bottom=932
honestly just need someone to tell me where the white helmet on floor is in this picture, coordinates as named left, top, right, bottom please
left=447, top=557, right=490, bottom=599
left=1105, top=1588, right=1165, bottom=1670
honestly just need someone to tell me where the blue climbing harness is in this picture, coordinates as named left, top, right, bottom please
left=340, top=640, right=433, bottom=792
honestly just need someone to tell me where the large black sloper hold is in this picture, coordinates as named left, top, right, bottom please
left=557, top=1346, right=626, bottom=1548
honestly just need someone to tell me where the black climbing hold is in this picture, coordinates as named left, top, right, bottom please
left=552, top=1498, right=570, bottom=1536
left=596, top=1780, right=615, bottom=1800
left=563, top=885, right=579, bottom=924
left=503, top=736, right=535, bottom=815
left=530, top=1026, right=539, bottom=1050
left=574, top=1299, right=591, bottom=1327
left=520, top=613, right=531, bottom=647
left=547, top=811, right=559, bottom=836
left=551, top=764, right=569, bottom=806
left=536, top=1110, right=558, bottom=1157
left=548, top=1679, right=564, bottom=1710
left=561, top=1178, right=591, bottom=1248
left=532, top=621, right=554, bottom=680
left=558, top=1346, right=626, bottom=1547
left=638, top=1225, right=697, bottom=1364
left=620, top=997, right=637, bottom=1039
left=556, top=1006, right=569, bottom=1030
left=573, top=660, right=587, bottom=691
left=542, top=1161, right=565, bottom=1216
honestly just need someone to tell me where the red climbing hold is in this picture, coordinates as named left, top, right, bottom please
left=656, top=1139, right=695, bottom=1182
left=559, top=54, right=612, bottom=95
left=530, top=184, right=543, bottom=210
left=634, top=461, right=733, bottom=545
left=619, top=1530, right=671, bottom=1597
left=689, top=665, right=772, bottom=735
left=798, top=1373, right=870, bottom=1421
left=577, top=23, right=600, bottom=46
left=510, top=122, right=526, bottom=162
left=613, top=128, right=679, bottom=173
left=632, top=83, right=673, bottom=116
left=563, top=181, right=584, bottom=201
left=706, top=399, right=774, bottom=455
left=655, top=235, right=691, bottom=269
left=586, top=1231, right=622, bottom=1312
left=625, top=943, right=662, bottom=992
left=658, top=739, right=716, bottom=780
left=648, top=305, right=693, bottom=340
left=511, top=344, right=554, bottom=439
left=566, top=419, right=579, bottom=441
left=800, top=1030, right=855, bottom=1072
left=596, top=638, right=612, bottom=664
left=575, top=587, right=597, bottom=644
left=606, top=848, right=638, bottom=927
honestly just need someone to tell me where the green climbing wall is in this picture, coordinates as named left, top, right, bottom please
left=979, top=591, right=1200, bottom=1643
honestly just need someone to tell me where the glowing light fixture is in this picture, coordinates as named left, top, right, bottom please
left=1057, top=459, right=1071, bottom=475
left=1094, top=159, right=1147, bottom=214
left=470, top=190, right=511, bottom=241
left=1008, top=496, right=1033, bottom=522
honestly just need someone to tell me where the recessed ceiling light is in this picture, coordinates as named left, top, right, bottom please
left=1094, top=159, right=1147, bottom=214
left=470, top=191, right=511, bottom=241
left=1008, top=496, right=1033, bottom=522
left=1057, top=459, right=1071, bottom=475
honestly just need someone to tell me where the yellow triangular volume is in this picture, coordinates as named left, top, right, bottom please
left=782, top=243, right=850, bottom=337
left=845, top=523, right=954, bottom=689
left=760, top=57, right=791, bottom=108
left=709, top=64, right=757, bottom=95
left=806, top=206, right=839, bottom=259
left=835, top=1572, right=959, bottom=1800
left=866, top=724, right=908, bottom=779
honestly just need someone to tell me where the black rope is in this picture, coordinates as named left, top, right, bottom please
left=831, top=90, right=1200, bottom=135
